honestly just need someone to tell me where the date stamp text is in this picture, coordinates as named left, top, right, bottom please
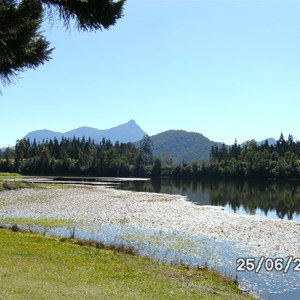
left=236, top=256, right=300, bottom=273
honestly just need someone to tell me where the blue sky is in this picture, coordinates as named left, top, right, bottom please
left=1, top=0, right=300, bottom=147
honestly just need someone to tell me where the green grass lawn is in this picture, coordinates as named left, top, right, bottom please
left=0, top=229, right=254, bottom=300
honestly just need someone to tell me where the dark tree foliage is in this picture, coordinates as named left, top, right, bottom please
left=151, top=158, right=161, bottom=178
left=0, top=0, right=125, bottom=84
left=0, top=0, right=52, bottom=84
left=0, top=146, right=14, bottom=172
left=206, top=134, right=300, bottom=179
left=6, top=137, right=153, bottom=177
left=3, top=133, right=299, bottom=180
left=148, top=133, right=300, bottom=180
left=139, top=135, right=153, bottom=164
left=42, top=0, right=126, bottom=31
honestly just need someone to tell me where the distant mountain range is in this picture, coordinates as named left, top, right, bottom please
left=24, top=120, right=147, bottom=144
left=1, top=120, right=279, bottom=163
left=21, top=122, right=224, bottom=162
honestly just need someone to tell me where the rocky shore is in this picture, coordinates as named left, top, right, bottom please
left=0, top=185, right=299, bottom=259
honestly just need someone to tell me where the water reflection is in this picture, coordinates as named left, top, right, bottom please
left=119, top=179, right=300, bottom=221
left=1, top=220, right=299, bottom=300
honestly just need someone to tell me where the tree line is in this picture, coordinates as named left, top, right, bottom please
left=205, top=133, right=300, bottom=179
left=1, top=133, right=300, bottom=179
left=0, top=135, right=161, bottom=177
left=144, top=133, right=300, bottom=179
left=159, top=134, right=300, bottom=179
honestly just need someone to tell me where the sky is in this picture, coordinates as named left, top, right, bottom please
left=1, top=0, right=300, bottom=147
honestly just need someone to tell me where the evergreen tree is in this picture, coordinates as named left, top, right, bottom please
left=0, top=0, right=125, bottom=85
left=0, top=147, right=13, bottom=172
left=139, top=135, right=153, bottom=164
left=0, top=0, right=52, bottom=84
left=276, top=132, right=287, bottom=156
left=151, top=158, right=161, bottom=177
left=229, top=139, right=240, bottom=159
left=42, top=0, right=125, bottom=31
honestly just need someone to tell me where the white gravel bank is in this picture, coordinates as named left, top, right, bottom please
left=0, top=186, right=299, bottom=258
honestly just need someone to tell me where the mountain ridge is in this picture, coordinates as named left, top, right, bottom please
left=1, top=120, right=280, bottom=162
left=24, top=120, right=147, bottom=144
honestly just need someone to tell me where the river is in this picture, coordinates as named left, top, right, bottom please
left=119, top=178, right=300, bottom=222
left=3, top=176, right=300, bottom=299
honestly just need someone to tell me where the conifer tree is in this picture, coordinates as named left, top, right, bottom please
left=0, top=0, right=52, bottom=84
left=0, top=0, right=125, bottom=85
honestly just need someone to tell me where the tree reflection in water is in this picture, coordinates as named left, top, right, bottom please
left=120, top=179, right=300, bottom=221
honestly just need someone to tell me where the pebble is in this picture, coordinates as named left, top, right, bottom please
left=0, top=186, right=299, bottom=258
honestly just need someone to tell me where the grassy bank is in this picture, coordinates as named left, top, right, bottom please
left=0, top=172, right=29, bottom=191
left=0, top=228, right=254, bottom=300
left=0, top=172, right=23, bottom=178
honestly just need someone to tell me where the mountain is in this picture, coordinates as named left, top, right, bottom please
left=241, top=138, right=276, bottom=148
left=149, top=133, right=278, bottom=163
left=257, top=138, right=276, bottom=147
left=25, top=129, right=63, bottom=143
left=24, top=120, right=147, bottom=144
left=149, top=130, right=221, bottom=163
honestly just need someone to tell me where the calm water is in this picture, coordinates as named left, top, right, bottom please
left=4, top=177, right=300, bottom=299
left=118, top=178, right=300, bottom=299
left=2, top=220, right=299, bottom=300
left=119, top=178, right=300, bottom=222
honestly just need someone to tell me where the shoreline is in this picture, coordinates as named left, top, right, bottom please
left=0, top=185, right=299, bottom=258
left=1, top=185, right=300, bottom=298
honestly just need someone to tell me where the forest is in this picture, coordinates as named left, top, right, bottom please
left=0, top=133, right=300, bottom=179
left=0, top=136, right=157, bottom=177
left=204, top=133, right=300, bottom=179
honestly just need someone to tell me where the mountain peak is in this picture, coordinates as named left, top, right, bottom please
left=125, top=119, right=140, bottom=128
left=24, top=120, right=147, bottom=144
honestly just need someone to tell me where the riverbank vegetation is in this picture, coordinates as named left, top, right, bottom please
left=205, top=134, right=300, bottom=179
left=0, top=228, right=253, bottom=300
left=0, top=172, right=28, bottom=191
left=1, top=133, right=300, bottom=179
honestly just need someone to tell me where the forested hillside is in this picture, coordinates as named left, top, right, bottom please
left=1, top=133, right=299, bottom=180
left=150, top=130, right=220, bottom=163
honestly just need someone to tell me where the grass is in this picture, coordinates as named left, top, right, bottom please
left=1, top=217, right=76, bottom=228
left=0, top=172, right=77, bottom=191
left=0, top=172, right=29, bottom=191
left=0, top=172, right=24, bottom=178
left=0, top=228, right=255, bottom=300
left=0, top=181, right=32, bottom=191
left=0, top=176, right=255, bottom=299
left=31, top=183, right=93, bottom=189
